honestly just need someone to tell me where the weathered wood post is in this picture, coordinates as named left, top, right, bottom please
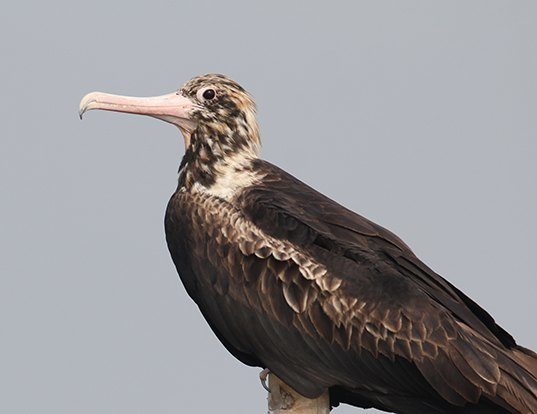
left=267, top=374, right=330, bottom=414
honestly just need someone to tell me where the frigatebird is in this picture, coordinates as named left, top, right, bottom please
left=80, top=74, right=537, bottom=413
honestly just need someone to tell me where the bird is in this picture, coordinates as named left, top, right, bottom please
left=79, top=74, right=537, bottom=414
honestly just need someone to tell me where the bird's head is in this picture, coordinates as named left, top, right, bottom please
left=79, top=74, right=260, bottom=159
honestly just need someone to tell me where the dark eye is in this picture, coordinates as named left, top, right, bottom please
left=202, top=89, right=216, bottom=100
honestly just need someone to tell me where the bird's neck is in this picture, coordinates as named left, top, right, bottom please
left=177, top=125, right=262, bottom=200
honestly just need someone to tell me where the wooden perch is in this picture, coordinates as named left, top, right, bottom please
left=267, top=373, right=330, bottom=414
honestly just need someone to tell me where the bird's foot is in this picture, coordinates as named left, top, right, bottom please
left=259, top=368, right=271, bottom=392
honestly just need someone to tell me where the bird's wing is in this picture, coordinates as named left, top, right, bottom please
left=240, top=160, right=516, bottom=349
left=165, top=160, right=537, bottom=413
left=234, top=160, right=536, bottom=412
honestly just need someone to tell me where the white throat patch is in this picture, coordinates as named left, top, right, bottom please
left=191, top=152, right=262, bottom=201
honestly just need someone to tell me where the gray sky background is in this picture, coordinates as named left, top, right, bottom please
left=1, top=1, right=536, bottom=413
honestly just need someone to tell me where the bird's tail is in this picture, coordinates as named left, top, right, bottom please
left=512, top=345, right=537, bottom=375
left=451, top=323, right=537, bottom=414
left=493, top=345, right=537, bottom=413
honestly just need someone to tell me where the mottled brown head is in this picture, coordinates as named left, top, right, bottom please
left=181, top=74, right=260, bottom=157
left=79, top=73, right=260, bottom=157
left=79, top=74, right=261, bottom=190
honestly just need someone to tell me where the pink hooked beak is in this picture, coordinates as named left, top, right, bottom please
left=79, top=90, right=199, bottom=143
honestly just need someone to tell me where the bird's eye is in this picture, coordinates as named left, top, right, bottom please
left=202, top=89, right=216, bottom=100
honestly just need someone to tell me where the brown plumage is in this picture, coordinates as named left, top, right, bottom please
left=80, top=74, right=537, bottom=413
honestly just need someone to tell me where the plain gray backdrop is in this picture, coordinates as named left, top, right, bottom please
left=1, top=1, right=536, bottom=413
